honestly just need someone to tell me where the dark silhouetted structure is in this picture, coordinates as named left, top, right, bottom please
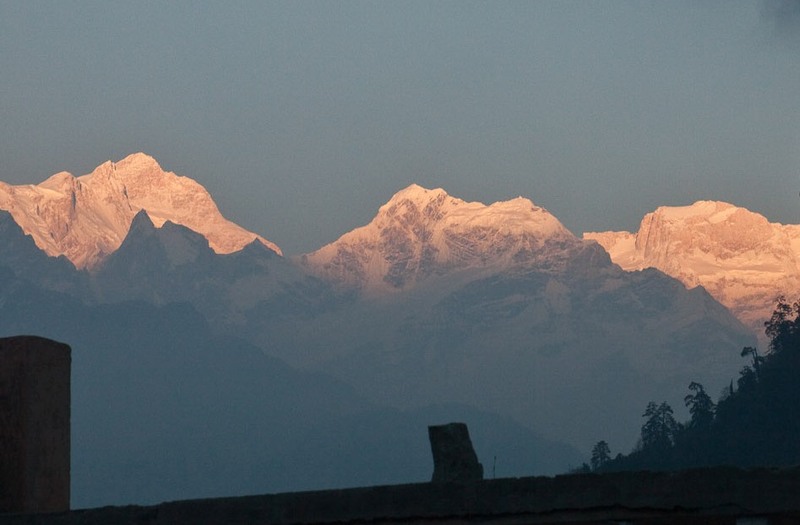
left=2, top=467, right=800, bottom=523
left=0, top=336, right=70, bottom=513
left=428, top=422, right=483, bottom=483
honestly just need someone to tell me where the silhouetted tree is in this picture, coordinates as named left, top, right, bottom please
left=765, top=296, right=800, bottom=355
left=684, top=382, right=714, bottom=429
left=640, top=402, right=680, bottom=451
left=740, top=346, right=763, bottom=379
left=590, top=440, right=611, bottom=471
left=570, top=463, right=591, bottom=474
left=737, top=364, right=758, bottom=391
left=602, top=297, right=800, bottom=473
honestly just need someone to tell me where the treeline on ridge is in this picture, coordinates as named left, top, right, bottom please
left=585, top=296, right=800, bottom=473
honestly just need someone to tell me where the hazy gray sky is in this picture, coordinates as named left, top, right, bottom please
left=2, top=1, right=799, bottom=254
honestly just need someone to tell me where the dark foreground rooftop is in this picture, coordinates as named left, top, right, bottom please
left=3, top=466, right=800, bottom=524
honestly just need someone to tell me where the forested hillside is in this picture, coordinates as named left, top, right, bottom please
left=592, top=297, right=800, bottom=472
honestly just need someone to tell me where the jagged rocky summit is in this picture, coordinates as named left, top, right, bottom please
left=300, top=184, right=580, bottom=295
left=0, top=153, right=281, bottom=269
left=585, top=200, right=800, bottom=338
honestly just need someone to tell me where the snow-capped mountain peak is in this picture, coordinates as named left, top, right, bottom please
left=375, top=184, right=568, bottom=237
left=301, top=184, right=578, bottom=294
left=0, top=153, right=281, bottom=269
left=585, top=200, right=800, bottom=338
left=380, top=183, right=447, bottom=207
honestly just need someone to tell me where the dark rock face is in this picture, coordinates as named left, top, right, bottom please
left=428, top=422, right=483, bottom=483
left=0, top=336, right=71, bottom=513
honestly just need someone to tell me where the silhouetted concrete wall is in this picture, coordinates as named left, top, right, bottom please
left=0, top=336, right=70, bottom=513
left=3, top=467, right=800, bottom=523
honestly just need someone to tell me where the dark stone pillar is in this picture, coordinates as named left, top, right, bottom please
left=428, top=422, right=483, bottom=483
left=0, top=336, right=71, bottom=513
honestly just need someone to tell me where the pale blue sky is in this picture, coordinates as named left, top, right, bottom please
left=1, top=1, right=799, bottom=254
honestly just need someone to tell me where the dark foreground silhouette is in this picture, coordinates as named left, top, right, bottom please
left=1, top=467, right=799, bottom=524
left=596, top=296, right=800, bottom=473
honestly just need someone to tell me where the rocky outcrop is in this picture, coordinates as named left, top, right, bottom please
left=428, top=423, right=483, bottom=483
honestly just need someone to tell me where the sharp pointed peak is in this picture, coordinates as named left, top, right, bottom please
left=129, top=209, right=156, bottom=228
left=376, top=185, right=560, bottom=226
left=384, top=185, right=548, bottom=212
left=237, top=238, right=281, bottom=258
left=0, top=152, right=282, bottom=268
left=488, top=195, right=540, bottom=211
left=82, top=153, right=166, bottom=183
left=121, top=151, right=157, bottom=161
left=303, top=184, right=577, bottom=294
left=114, top=152, right=162, bottom=170
left=39, top=171, right=77, bottom=191
left=394, top=183, right=447, bottom=196
left=385, top=184, right=452, bottom=205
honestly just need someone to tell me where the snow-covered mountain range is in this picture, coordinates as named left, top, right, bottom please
left=0, top=152, right=280, bottom=269
left=5, top=153, right=791, bottom=339
left=585, top=201, right=800, bottom=338
left=0, top=153, right=769, bottom=506
left=263, top=186, right=750, bottom=456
